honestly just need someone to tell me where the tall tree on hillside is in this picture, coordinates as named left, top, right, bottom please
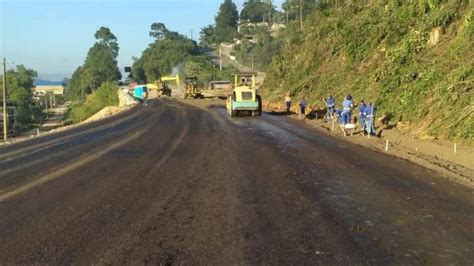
left=66, top=27, right=121, bottom=100
left=214, top=0, right=239, bottom=43
left=131, top=23, right=198, bottom=83
left=282, top=0, right=318, bottom=23
left=200, top=25, right=217, bottom=46
left=241, top=0, right=275, bottom=23
left=66, top=66, right=85, bottom=99
left=94, top=26, right=120, bottom=58
left=150, top=22, right=169, bottom=40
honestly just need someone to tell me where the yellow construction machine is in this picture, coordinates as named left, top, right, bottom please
left=147, top=75, right=180, bottom=97
left=183, top=77, right=203, bottom=99
left=226, top=72, right=262, bottom=117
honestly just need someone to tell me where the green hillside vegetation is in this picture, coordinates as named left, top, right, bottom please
left=132, top=22, right=236, bottom=86
left=262, top=0, right=473, bottom=142
left=66, top=82, right=119, bottom=124
left=64, top=27, right=121, bottom=124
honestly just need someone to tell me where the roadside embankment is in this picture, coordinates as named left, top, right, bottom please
left=264, top=101, right=473, bottom=188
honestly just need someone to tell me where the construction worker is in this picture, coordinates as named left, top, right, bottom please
left=285, top=93, right=292, bottom=112
left=358, top=100, right=366, bottom=128
left=142, top=86, right=149, bottom=106
left=335, top=109, right=343, bottom=124
left=364, top=102, right=376, bottom=135
left=341, top=95, right=353, bottom=124
left=324, top=95, right=336, bottom=120
left=299, top=96, right=307, bottom=118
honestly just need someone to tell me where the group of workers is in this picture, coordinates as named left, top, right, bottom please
left=284, top=93, right=376, bottom=135
left=325, top=95, right=376, bottom=135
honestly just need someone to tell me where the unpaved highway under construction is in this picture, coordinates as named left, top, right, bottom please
left=0, top=98, right=472, bottom=264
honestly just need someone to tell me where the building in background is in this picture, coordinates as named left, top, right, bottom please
left=32, top=85, right=64, bottom=96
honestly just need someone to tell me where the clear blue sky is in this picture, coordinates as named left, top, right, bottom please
left=0, top=0, right=284, bottom=81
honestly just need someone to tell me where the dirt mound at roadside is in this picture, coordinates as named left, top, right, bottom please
left=85, top=106, right=129, bottom=123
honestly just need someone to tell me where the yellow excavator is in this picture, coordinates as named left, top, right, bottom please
left=147, top=75, right=180, bottom=97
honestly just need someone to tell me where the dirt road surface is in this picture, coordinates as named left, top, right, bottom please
left=0, top=98, right=472, bottom=265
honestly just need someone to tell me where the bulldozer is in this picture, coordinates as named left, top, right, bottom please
left=226, top=72, right=262, bottom=117
left=183, top=77, right=202, bottom=99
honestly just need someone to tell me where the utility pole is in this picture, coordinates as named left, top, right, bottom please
left=2, top=58, right=7, bottom=142
left=190, top=29, right=194, bottom=40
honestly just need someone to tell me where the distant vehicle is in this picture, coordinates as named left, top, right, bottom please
left=146, top=75, right=179, bottom=97
left=183, top=77, right=202, bottom=99
left=226, top=72, right=262, bottom=117
left=207, top=80, right=232, bottom=90
left=202, top=80, right=232, bottom=99
left=133, top=85, right=148, bottom=101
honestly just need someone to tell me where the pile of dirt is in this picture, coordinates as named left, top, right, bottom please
left=85, top=106, right=130, bottom=123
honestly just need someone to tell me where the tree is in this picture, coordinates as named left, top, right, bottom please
left=183, top=61, right=203, bottom=77
left=200, top=25, right=217, bottom=46
left=282, top=0, right=318, bottom=23
left=94, top=26, right=119, bottom=58
left=131, top=23, right=199, bottom=83
left=150, top=22, right=169, bottom=40
left=216, top=0, right=239, bottom=28
left=241, top=0, right=275, bottom=23
left=0, top=65, right=38, bottom=125
left=66, top=26, right=121, bottom=100
left=214, top=0, right=239, bottom=43
left=66, top=66, right=85, bottom=99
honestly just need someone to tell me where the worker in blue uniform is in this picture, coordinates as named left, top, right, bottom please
left=325, top=95, right=336, bottom=120
left=341, top=95, right=353, bottom=124
left=299, top=96, right=307, bottom=118
left=364, top=102, right=376, bottom=135
left=358, top=100, right=366, bottom=129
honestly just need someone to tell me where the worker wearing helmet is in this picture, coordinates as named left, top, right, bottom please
left=299, top=96, right=307, bottom=118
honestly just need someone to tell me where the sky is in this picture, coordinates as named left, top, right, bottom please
left=0, top=0, right=284, bottom=81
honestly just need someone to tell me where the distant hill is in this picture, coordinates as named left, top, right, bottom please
left=34, top=79, right=63, bottom=86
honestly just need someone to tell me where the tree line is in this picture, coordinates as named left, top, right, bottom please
left=130, top=22, right=235, bottom=86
